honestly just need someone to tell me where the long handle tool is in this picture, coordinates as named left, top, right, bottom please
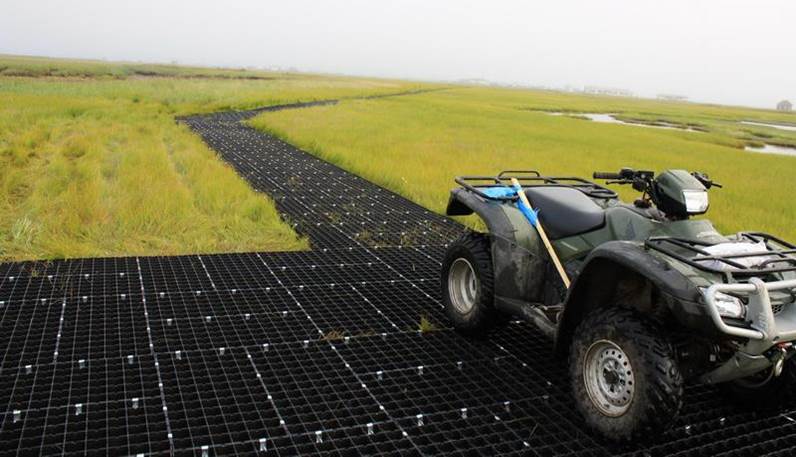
left=510, top=178, right=571, bottom=288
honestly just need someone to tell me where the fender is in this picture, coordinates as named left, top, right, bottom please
left=446, top=188, right=547, bottom=306
left=446, top=188, right=517, bottom=242
left=555, top=240, right=710, bottom=352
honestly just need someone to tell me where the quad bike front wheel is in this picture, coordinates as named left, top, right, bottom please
left=569, top=308, right=683, bottom=441
left=441, top=232, right=497, bottom=335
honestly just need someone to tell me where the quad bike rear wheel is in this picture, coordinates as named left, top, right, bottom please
left=569, top=308, right=683, bottom=441
left=441, top=232, right=497, bottom=335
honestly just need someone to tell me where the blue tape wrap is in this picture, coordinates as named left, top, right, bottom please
left=511, top=182, right=539, bottom=226
left=478, top=185, right=539, bottom=226
left=479, top=187, right=517, bottom=199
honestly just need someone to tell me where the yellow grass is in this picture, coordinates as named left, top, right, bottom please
left=0, top=55, right=430, bottom=260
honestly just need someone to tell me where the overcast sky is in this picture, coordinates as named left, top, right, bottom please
left=2, top=0, right=794, bottom=108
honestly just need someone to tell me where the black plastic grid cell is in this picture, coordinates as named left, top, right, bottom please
left=373, top=246, right=448, bottom=281
left=362, top=356, right=551, bottom=419
left=145, top=288, right=295, bottom=322
left=256, top=248, right=375, bottom=270
left=197, top=253, right=279, bottom=292
left=332, top=331, right=494, bottom=375
left=2, top=356, right=159, bottom=421
left=288, top=284, right=398, bottom=337
left=246, top=344, right=391, bottom=437
left=0, top=355, right=167, bottom=457
left=353, top=282, right=447, bottom=330
left=398, top=401, right=589, bottom=457
left=12, top=260, right=137, bottom=302
left=0, top=297, right=62, bottom=372
left=0, top=399, right=169, bottom=457
left=2, top=96, right=796, bottom=456
left=138, top=255, right=218, bottom=296
left=270, top=260, right=400, bottom=290
left=159, top=348, right=287, bottom=452
left=164, top=422, right=417, bottom=457
left=55, top=293, right=150, bottom=363
left=148, top=293, right=318, bottom=354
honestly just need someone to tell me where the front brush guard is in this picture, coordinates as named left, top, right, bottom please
left=700, top=278, right=796, bottom=384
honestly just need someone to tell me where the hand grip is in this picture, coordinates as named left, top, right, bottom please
left=593, top=171, right=622, bottom=180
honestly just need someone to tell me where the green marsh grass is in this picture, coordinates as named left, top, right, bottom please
left=251, top=87, right=796, bottom=240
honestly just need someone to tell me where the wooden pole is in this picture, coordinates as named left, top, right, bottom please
left=510, top=178, right=571, bottom=288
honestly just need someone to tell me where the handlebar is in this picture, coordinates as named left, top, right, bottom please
left=594, top=168, right=721, bottom=196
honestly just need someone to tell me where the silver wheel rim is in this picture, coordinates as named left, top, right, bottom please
left=448, top=258, right=478, bottom=314
left=583, top=339, right=635, bottom=417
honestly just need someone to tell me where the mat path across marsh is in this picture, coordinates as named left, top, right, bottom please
left=1, top=98, right=795, bottom=456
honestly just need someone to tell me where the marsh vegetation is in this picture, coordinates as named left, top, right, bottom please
left=252, top=87, right=796, bottom=239
left=0, top=55, right=426, bottom=260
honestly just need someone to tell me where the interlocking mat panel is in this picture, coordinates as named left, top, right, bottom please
left=2, top=99, right=795, bottom=456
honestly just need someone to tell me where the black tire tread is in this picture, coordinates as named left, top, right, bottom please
left=569, top=307, right=683, bottom=441
left=441, top=231, right=496, bottom=335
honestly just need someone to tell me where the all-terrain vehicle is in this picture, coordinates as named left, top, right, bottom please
left=441, top=168, right=796, bottom=440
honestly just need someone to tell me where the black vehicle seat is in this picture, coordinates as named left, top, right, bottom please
left=523, top=187, right=605, bottom=239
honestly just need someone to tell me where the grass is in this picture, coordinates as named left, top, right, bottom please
left=0, top=55, right=430, bottom=261
left=5, top=54, right=794, bottom=259
left=251, top=87, right=796, bottom=240
left=418, top=315, right=439, bottom=334
left=320, top=330, right=346, bottom=341
left=0, top=54, right=277, bottom=79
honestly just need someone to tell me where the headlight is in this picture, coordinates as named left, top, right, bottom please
left=683, top=190, right=709, bottom=214
left=701, top=288, right=745, bottom=319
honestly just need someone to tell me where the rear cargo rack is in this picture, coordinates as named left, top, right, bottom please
left=645, top=232, right=796, bottom=279
left=455, top=170, right=618, bottom=200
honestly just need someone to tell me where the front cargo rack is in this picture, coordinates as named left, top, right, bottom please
left=455, top=170, right=618, bottom=200
left=645, top=232, right=796, bottom=278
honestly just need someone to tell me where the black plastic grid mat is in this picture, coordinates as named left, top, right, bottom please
left=2, top=98, right=796, bottom=456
